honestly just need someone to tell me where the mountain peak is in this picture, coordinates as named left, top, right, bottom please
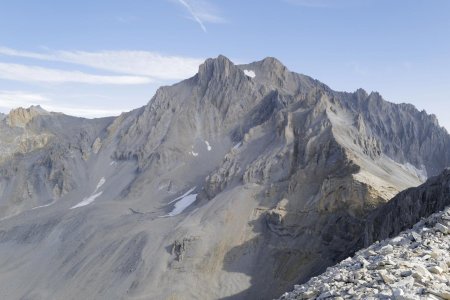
left=354, top=88, right=368, bottom=98
left=10, top=105, right=48, bottom=113
left=242, top=56, right=288, bottom=77
left=195, top=55, right=254, bottom=90
left=197, top=55, right=239, bottom=83
left=7, top=105, right=50, bottom=128
left=259, top=56, right=285, bottom=68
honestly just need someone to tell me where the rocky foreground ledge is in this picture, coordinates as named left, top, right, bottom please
left=279, top=206, right=450, bottom=300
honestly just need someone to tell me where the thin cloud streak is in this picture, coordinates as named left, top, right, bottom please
left=42, top=105, right=126, bottom=118
left=177, top=0, right=207, bottom=32
left=173, top=0, right=225, bottom=32
left=0, top=47, right=204, bottom=80
left=0, top=62, right=152, bottom=85
left=0, top=90, right=127, bottom=118
left=0, top=91, right=51, bottom=109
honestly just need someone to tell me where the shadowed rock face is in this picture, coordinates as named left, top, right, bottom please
left=364, top=168, right=450, bottom=246
left=279, top=168, right=450, bottom=300
left=0, top=56, right=449, bottom=300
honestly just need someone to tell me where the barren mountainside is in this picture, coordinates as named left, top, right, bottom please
left=0, top=56, right=449, bottom=300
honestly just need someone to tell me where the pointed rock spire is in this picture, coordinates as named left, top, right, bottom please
left=197, top=55, right=244, bottom=85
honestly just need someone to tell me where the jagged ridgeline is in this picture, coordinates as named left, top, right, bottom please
left=0, top=56, right=449, bottom=300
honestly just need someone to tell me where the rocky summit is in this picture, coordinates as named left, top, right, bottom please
left=0, top=56, right=449, bottom=300
left=279, top=170, right=450, bottom=300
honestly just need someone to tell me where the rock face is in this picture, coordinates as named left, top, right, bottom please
left=0, top=56, right=449, bottom=300
left=0, top=107, right=112, bottom=218
left=364, top=168, right=450, bottom=246
left=279, top=169, right=450, bottom=300
left=6, top=105, right=49, bottom=128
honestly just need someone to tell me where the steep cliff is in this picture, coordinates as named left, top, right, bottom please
left=279, top=169, right=450, bottom=300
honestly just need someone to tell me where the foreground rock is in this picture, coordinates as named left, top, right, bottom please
left=279, top=206, right=450, bottom=300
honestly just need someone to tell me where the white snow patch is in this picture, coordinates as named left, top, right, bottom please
left=244, top=70, right=256, bottom=78
left=167, top=194, right=198, bottom=216
left=70, top=191, right=103, bottom=209
left=168, top=187, right=196, bottom=204
left=233, top=142, right=242, bottom=149
left=205, top=140, right=212, bottom=151
left=32, top=202, right=55, bottom=210
left=110, top=161, right=117, bottom=166
left=95, top=177, right=106, bottom=192
left=189, top=151, right=199, bottom=157
left=70, top=177, right=106, bottom=209
left=161, top=187, right=198, bottom=217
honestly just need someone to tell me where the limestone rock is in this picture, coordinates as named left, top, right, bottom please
left=6, top=105, right=49, bottom=128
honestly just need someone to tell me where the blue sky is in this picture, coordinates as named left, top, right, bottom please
left=0, top=0, right=449, bottom=129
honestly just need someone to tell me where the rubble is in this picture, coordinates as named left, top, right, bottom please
left=279, top=206, right=450, bottom=300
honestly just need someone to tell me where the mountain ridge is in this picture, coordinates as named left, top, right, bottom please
left=0, top=55, right=449, bottom=299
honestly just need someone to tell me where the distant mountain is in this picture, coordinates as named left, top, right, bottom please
left=0, top=56, right=449, bottom=300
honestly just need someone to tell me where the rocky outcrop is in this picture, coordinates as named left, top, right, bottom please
left=279, top=168, right=450, bottom=300
left=364, top=168, right=450, bottom=246
left=279, top=207, right=450, bottom=300
left=0, top=108, right=112, bottom=217
left=6, top=105, right=49, bottom=128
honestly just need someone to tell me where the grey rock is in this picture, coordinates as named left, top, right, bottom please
left=435, top=223, right=449, bottom=234
left=379, top=245, right=394, bottom=255
left=427, top=266, right=443, bottom=274
left=0, top=55, right=449, bottom=300
left=400, top=270, right=412, bottom=277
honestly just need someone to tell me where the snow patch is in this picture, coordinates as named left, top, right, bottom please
left=110, top=161, right=117, bottom=166
left=95, top=177, right=106, bottom=192
left=70, top=191, right=103, bottom=209
left=168, top=187, right=196, bottom=204
left=233, top=142, right=242, bottom=149
left=32, top=202, right=55, bottom=210
left=165, top=194, right=198, bottom=217
left=160, top=187, right=198, bottom=217
left=71, top=177, right=106, bottom=209
left=244, top=69, right=256, bottom=78
left=189, top=151, right=199, bottom=157
left=205, top=140, right=212, bottom=151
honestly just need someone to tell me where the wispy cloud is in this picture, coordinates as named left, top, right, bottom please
left=0, top=62, right=152, bottom=85
left=178, top=0, right=207, bottom=32
left=42, top=105, right=126, bottom=118
left=0, top=90, right=126, bottom=118
left=0, top=47, right=204, bottom=81
left=0, top=90, right=51, bottom=109
left=173, top=0, right=225, bottom=32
